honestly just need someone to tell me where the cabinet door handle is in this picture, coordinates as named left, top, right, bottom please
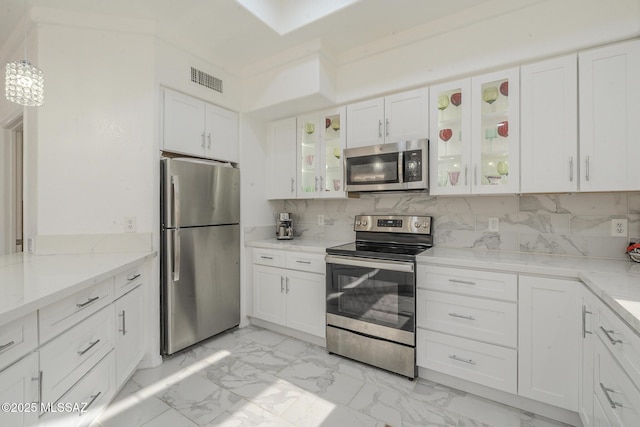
left=286, top=277, right=290, bottom=293
left=319, top=176, right=324, bottom=191
left=449, top=354, right=476, bottom=365
left=582, top=305, right=592, bottom=338
left=0, top=340, right=16, bottom=353
left=119, top=310, right=127, bottom=335
left=291, top=178, right=295, bottom=193
left=378, top=120, right=382, bottom=138
left=280, top=276, right=285, bottom=293
left=600, top=326, right=623, bottom=345
left=76, top=296, right=99, bottom=308
left=201, top=132, right=206, bottom=148
left=449, top=279, right=476, bottom=286
left=599, top=383, right=623, bottom=409
left=448, top=313, right=475, bottom=321
left=569, top=157, right=574, bottom=182
left=31, top=370, right=42, bottom=406
left=207, top=132, right=211, bottom=149
left=315, top=176, right=318, bottom=191
left=78, top=339, right=101, bottom=356
left=474, top=164, right=478, bottom=186
left=464, top=165, right=468, bottom=186
left=84, top=391, right=102, bottom=413
left=585, top=156, right=590, bottom=181
left=385, top=118, right=390, bottom=137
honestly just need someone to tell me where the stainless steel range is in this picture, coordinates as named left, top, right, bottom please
left=325, top=214, right=432, bottom=379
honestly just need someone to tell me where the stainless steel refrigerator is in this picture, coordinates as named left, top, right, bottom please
left=160, top=157, right=240, bottom=356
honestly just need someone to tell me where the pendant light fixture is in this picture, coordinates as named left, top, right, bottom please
left=5, top=0, right=44, bottom=107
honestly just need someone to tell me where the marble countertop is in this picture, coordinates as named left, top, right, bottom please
left=246, top=239, right=350, bottom=254
left=418, top=247, right=640, bottom=336
left=0, top=251, right=156, bottom=325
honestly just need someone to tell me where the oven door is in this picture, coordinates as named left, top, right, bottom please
left=325, top=254, right=415, bottom=345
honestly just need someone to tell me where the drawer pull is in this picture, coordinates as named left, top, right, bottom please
left=77, top=339, right=101, bottom=356
left=449, top=279, right=476, bottom=286
left=127, top=273, right=141, bottom=281
left=449, top=354, right=476, bottom=365
left=600, top=326, right=623, bottom=345
left=599, top=383, right=623, bottom=409
left=260, top=256, right=273, bottom=260
left=83, top=391, right=102, bottom=414
left=448, top=313, right=476, bottom=321
left=0, top=340, right=16, bottom=352
left=295, top=260, right=311, bottom=264
left=76, top=296, right=100, bottom=308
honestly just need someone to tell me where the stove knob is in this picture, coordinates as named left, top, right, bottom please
left=362, top=220, right=368, bottom=226
left=422, top=221, right=429, bottom=229
left=414, top=222, right=421, bottom=228
left=355, top=220, right=361, bottom=226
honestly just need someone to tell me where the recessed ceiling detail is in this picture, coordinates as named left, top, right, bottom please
left=235, top=0, right=360, bottom=35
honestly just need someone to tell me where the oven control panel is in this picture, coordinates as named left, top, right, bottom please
left=354, top=215, right=431, bottom=234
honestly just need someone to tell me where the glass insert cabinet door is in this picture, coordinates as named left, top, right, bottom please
left=471, top=68, right=520, bottom=194
left=298, top=114, right=319, bottom=197
left=322, top=110, right=345, bottom=195
left=429, top=79, right=472, bottom=195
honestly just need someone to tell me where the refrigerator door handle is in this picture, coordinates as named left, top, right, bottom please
left=172, top=175, right=181, bottom=282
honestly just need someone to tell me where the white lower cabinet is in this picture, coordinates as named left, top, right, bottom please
left=416, top=265, right=518, bottom=394
left=0, top=353, right=39, bottom=427
left=518, top=275, right=580, bottom=411
left=252, top=249, right=325, bottom=338
left=114, top=285, right=144, bottom=388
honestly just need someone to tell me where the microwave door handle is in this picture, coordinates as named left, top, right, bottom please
left=398, top=151, right=404, bottom=184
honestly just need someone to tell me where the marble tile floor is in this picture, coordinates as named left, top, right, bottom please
left=93, top=325, right=571, bottom=427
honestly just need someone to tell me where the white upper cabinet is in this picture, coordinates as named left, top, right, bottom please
left=267, top=117, right=297, bottom=199
left=521, top=54, right=578, bottom=193
left=579, top=39, right=640, bottom=192
left=347, top=87, right=428, bottom=148
left=429, top=79, right=472, bottom=195
left=162, top=88, right=239, bottom=163
left=471, top=68, right=520, bottom=194
left=297, top=107, right=347, bottom=199
left=430, top=68, right=519, bottom=195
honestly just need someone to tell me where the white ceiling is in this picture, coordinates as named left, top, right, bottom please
left=0, top=0, right=502, bottom=73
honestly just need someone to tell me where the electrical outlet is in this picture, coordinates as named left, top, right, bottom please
left=488, top=217, right=499, bottom=232
left=318, top=214, right=324, bottom=226
left=611, top=218, right=628, bottom=236
left=124, top=216, right=137, bottom=233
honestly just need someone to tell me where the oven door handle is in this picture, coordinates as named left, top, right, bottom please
left=325, top=254, right=414, bottom=273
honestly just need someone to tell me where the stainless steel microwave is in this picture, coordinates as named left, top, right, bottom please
left=344, top=139, right=428, bottom=192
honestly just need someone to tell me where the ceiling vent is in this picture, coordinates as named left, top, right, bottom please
left=191, top=67, right=223, bottom=93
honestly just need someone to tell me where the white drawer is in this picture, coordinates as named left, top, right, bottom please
left=39, top=278, right=114, bottom=343
left=594, top=337, right=640, bottom=427
left=416, top=329, right=517, bottom=394
left=253, top=248, right=286, bottom=268
left=0, top=312, right=37, bottom=371
left=416, top=290, right=517, bottom=348
left=417, top=265, right=517, bottom=302
left=114, top=264, right=144, bottom=299
left=40, top=352, right=116, bottom=427
left=40, top=306, right=114, bottom=405
left=596, top=302, right=640, bottom=387
left=286, top=252, right=325, bottom=274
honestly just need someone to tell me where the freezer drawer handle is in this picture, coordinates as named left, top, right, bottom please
left=77, top=339, right=100, bottom=356
left=449, top=354, right=476, bottom=365
left=0, top=340, right=16, bottom=353
left=76, top=296, right=99, bottom=308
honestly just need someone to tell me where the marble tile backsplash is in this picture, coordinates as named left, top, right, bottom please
left=265, top=192, right=640, bottom=260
